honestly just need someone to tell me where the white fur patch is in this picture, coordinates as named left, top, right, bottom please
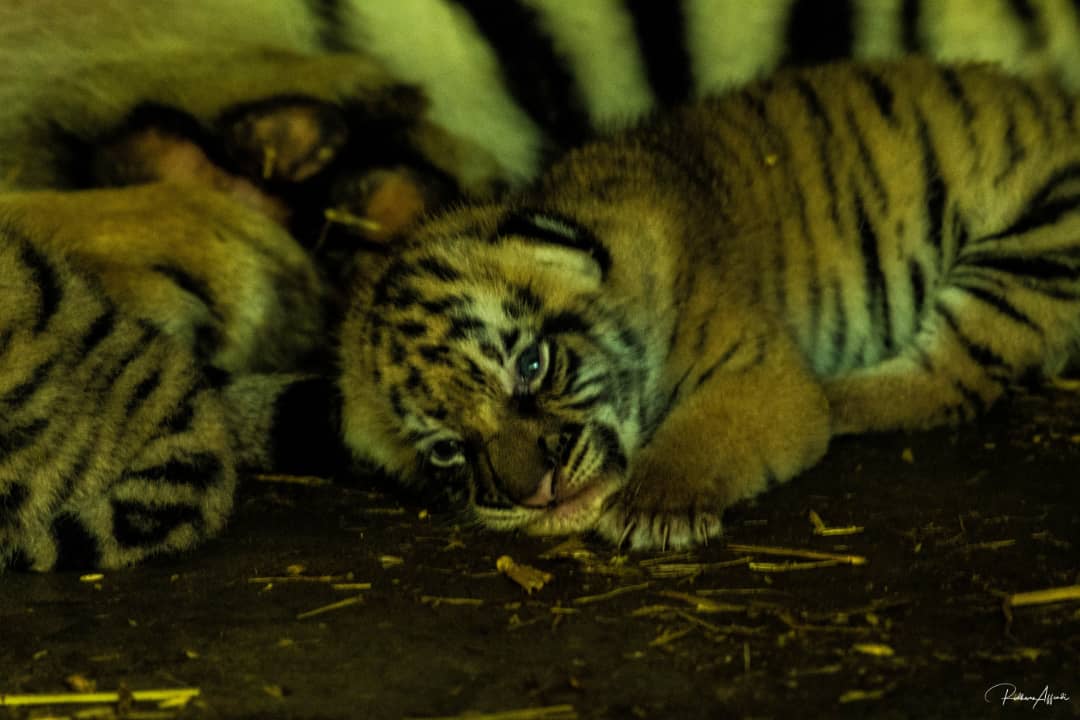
left=345, top=0, right=544, bottom=185
left=684, top=0, right=792, bottom=93
left=524, top=0, right=655, bottom=128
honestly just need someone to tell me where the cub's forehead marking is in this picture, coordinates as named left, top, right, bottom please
left=494, top=209, right=612, bottom=278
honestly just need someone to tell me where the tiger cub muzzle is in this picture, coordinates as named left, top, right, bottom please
left=477, top=411, right=565, bottom=507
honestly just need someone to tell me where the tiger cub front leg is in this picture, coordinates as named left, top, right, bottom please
left=598, top=321, right=831, bottom=550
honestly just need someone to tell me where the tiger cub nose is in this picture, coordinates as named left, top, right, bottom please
left=519, top=469, right=558, bottom=507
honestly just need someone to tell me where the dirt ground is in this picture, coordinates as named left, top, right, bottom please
left=1, top=385, right=1078, bottom=720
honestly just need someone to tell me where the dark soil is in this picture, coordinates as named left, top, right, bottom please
left=2, top=386, right=1078, bottom=720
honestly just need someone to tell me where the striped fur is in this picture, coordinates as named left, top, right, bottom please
left=0, top=230, right=236, bottom=570
left=0, top=183, right=327, bottom=571
left=339, top=59, right=1080, bottom=550
left=3, top=3, right=1080, bottom=567
left=2, top=1, right=1078, bottom=193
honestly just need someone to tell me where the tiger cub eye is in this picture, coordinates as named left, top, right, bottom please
left=516, top=341, right=547, bottom=386
left=429, top=439, right=464, bottom=466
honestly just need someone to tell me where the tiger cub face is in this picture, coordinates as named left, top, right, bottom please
left=340, top=205, right=653, bottom=535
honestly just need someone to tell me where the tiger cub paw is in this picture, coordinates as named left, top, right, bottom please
left=220, top=99, right=349, bottom=183
left=92, top=89, right=458, bottom=247
left=595, top=478, right=726, bottom=551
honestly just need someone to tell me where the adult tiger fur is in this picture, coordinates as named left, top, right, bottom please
left=3, top=1, right=1079, bottom=193
left=339, top=58, right=1080, bottom=549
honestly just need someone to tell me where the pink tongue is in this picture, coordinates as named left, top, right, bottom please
left=519, top=470, right=556, bottom=508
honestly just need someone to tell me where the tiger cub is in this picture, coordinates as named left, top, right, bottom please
left=0, top=183, right=327, bottom=571
left=338, top=58, right=1080, bottom=550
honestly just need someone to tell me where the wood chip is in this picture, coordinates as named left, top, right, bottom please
left=0, top=688, right=199, bottom=707
left=839, top=689, right=887, bottom=703
left=571, top=582, right=651, bottom=605
left=749, top=559, right=846, bottom=572
left=656, top=591, right=746, bottom=613
left=251, top=473, right=331, bottom=487
left=1006, top=584, right=1080, bottom=608
left=324, top=207, right=383, bottom=233
left=808, top=510, right=864, bottom=537
left=727, top=543, right=867, bottom=566
left=295, top=595, right=363, bottom=620
left=852, top=643, right=895, bottom=657
left=248, top=575, right=354, bottom=584
left=496, top=555, right=553, bottom=594
left=420, top=596, right=484, bottom=607
left=405, top=705, right=577, bottom=720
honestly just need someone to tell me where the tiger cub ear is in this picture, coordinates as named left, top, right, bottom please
left=494, top=209, right=610, bottom=286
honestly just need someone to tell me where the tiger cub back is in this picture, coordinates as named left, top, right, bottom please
left=338, top=59, right=1080, bottom=550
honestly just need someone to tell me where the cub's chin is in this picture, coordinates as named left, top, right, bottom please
left=473, top=472, right=626, bottom=538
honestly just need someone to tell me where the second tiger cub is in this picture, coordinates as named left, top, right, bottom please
left=340, top=59, right=1080, bottom=550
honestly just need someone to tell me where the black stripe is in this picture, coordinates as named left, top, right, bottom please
left=445, top=315, right=486, bottom=341
left=417, top=257, right=461, bottom=282
left=983, top=195, right=1080, bottom=243
left=940, top=68, right=976, bottom=139
left=793, top=79, right=839, bottom=228
left=916, top=113, right=948, bottom=253
left=966, top=252, right=1079, bottom=282
left=124, top=452, right=224, bottom=490
left=901, top=0, right=922, bottom=51
left=500, top=328, right=521, bottom=355
left=1015, top=81, right=1053, bottom=141
left=993, top=110, right=1026, bottom=188
left=908, top=259, right=927, bottom=319
left=953, top=282, right=1041, bottom=334
left=125, top=369, right=162, bottom=415
left=151, top=264, right=220, bottom=320
left=855, top=193, right=891, bottom=350
left=793, top=79, right=834, bottom=134
left=1005, top=0, right=1042, bottom=48
left=0, top=482, right=30, bottom=524
left=695, top=339, right=743, bottom=389
left=418, top=344, right=454, bottom=365
left=785, top=0, right=854, bottom=65
left=828, top=278, right=847, bottom=371
left=1, top=417, right=50, bottom=455
left=984, top=164, right=1080, bottom=241
left=496, top=210, right=612, bottom=278
left=112, top=500, right=202, bottom=549
left=20, top=242, right=63, bottom=334
left=856, top=69, right=896, bottom=125
left=592, top=423, right=628, bottom=474
left=624, top=0, right=693, bottom=106
left=502, top=286, right=543, bottom=320
left=450, top=0, right=591, bottom=151
left=76, top=308, right=118, bottom=357
left=51, top=513, right=101, bottom=571
left=304, top=0, right=353, bottom=51
left=421, top=296, right=470, bottom=315
left=161, top=383, right=200, bottom=435
left=541, top=311, right=590, bottom=337
left=936, top=303, right=1010, bottom=371
left=372, top=260, right=416, bottom=307
left=389, top=385, right=406, bottom=419
left=847, top=108, right=887, bottom=207
left=951, top=380, right=987, bottom=417
left=1, top=357, right=58, bottom=411
left=397, top=321, right=428, bottom=338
